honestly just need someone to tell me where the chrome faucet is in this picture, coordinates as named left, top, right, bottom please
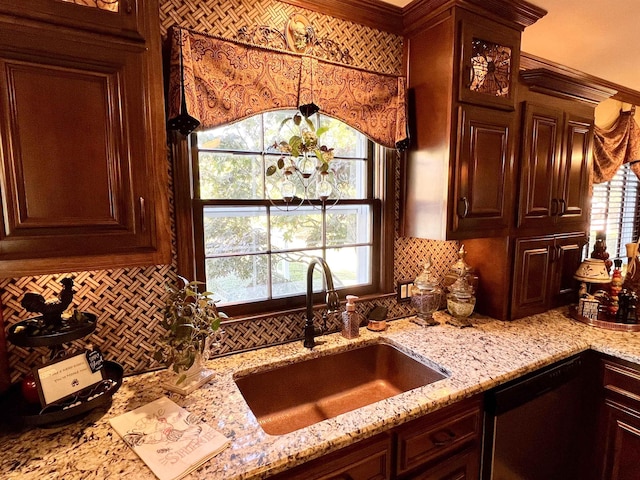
left=304, top=257, right=340, bottom=349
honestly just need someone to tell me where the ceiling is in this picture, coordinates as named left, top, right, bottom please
left=381, top=0, right=640, bottom=94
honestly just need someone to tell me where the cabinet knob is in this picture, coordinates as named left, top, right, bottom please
left=457, top=197, right=469, bottom=218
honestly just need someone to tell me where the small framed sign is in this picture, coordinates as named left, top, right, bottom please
left=34, top=350, right=105, bottom=407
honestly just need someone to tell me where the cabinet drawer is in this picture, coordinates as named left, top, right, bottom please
left=603, top=360, right=640, bottom=406
left=269, top=433, right=392, bottom=480
left=399, top=446, right=480, bottom=480
left=396, top=401, right=481, bottom=475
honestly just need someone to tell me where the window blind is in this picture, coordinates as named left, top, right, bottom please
left=589, top=163, right=640, bottom=260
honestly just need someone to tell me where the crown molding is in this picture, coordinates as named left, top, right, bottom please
left=521, top=52, right=640, bottom=106
left=278, top=0, right=403, bottom=35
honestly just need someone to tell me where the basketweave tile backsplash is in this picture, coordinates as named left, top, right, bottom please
left=2, top=236, right=458, bottom=381
left=1, top=0, right=457, bottom=382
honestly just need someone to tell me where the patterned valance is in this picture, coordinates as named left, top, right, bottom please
left=593, top=107, right=640, bottom=183
left=166, top=26, right=408, bottom=150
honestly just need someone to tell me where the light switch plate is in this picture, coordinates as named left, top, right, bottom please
left=397, top=280, right=414, bottom=303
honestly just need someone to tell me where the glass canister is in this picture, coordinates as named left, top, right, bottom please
left=411, top=256, right=444, bottom=326
left=443, top=245, right=479, bottom=293
left=446, top=270, right=476, bottom=327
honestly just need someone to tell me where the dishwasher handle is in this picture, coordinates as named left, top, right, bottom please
left=485, top=353, right=585, bottom=416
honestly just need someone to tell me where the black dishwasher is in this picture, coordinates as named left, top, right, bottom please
left=481, top=352, right=596, bottom=480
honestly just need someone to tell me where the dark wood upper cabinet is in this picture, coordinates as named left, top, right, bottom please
left=0, top=0, right=171, bottom=277
left=517, top=101, right=593, bottom=234
left=452, top=105, right=515, bottom=237
left=402, top=4, right=541, bottom=240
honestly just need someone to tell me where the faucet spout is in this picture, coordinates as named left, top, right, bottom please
left=304, top=257, right=339, bottom=349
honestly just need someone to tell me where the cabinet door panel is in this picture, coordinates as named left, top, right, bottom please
left=517, top=103, right=562, bottom=231
left=551, top=234, right=585, bottom=307
left=557, top=115, right=592, bottom=229
left=4, top=60, right=125, bottom=231
left=0, top=28, right=153, bottom=262
left=458, top=16, right=520, bottom=110
left=511, top=237, right=552, bottom=318
left=601, top=401, right=640, bottom=480
left=451, top=105, right=514, bottom=238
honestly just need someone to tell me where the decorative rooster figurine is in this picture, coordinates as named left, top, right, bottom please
left=21, top=277, right=75, bottom=328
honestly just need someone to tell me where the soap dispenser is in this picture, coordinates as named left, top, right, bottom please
left=341, top=295, right=361, bottom=339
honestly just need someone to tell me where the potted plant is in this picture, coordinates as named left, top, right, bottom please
left=154, top=276, right=226, bottom=394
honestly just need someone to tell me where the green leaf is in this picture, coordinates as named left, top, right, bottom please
left=319, top=161, right=329, bottom=173
left=211, top=317, right=221, bottom=330
left=176, top=373, right=187, bottom=385
left=293, top=113, right=302, bottom=126
left=277, top=157, right=285, bottom=169
left=316, top=126, right=329, bottom=137
left=266, top=165, right=277, bottom=176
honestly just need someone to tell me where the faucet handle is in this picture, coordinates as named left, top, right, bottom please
left=326, top=289, right=340, bottom=313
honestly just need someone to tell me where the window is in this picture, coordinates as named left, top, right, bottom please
left=589, top=163, right=640, bottom=259
left=188, top=110, right=390, bottom=316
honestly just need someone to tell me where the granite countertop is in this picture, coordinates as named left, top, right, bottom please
left=3, top=307, right=640, bottom=480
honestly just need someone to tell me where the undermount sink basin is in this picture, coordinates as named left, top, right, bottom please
left=234, top=342, right=448, bottom=435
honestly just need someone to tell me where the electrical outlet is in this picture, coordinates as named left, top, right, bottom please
left=397, top=280, right=414, bottom=303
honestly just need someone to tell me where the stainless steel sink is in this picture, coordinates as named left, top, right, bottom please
left=234, top=342, right=448, bottom=435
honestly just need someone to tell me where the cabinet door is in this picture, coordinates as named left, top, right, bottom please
left=458, top=15, right=520, bottom=110
left=0, top=0, right=143, bottom=41
left=0, top=19, right=169, bottom=276
left=511, top=236, right=553, bottom=319
left=551, top=234, right=585, bottom=307
left=556, top=114, right=593, bottom=230
left=517, top=103, right=563, bottom=232
left=450, top=105, right=515, bottom=238
left=600, top=401, right=640, bottom=480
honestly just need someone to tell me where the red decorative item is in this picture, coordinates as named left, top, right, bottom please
left=21, top=373, right=40, bottom=404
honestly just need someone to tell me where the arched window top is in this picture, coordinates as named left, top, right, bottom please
left=167, top=26, right=408, bottom=150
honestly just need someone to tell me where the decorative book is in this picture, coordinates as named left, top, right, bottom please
left=109, top=396, right=229, bottom=480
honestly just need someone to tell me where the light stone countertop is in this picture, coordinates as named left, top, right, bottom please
left=2, top=307, right=640, bottom=480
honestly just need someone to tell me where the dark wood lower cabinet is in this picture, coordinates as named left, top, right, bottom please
left=598, top=358, right=640, bottom=480
left=268, top=396, right=482, bottom=480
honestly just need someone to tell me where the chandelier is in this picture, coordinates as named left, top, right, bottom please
left=266, top=110, right=340, bottom=210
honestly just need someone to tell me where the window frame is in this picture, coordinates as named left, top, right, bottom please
left=170, top=117, right=396, bottom=319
